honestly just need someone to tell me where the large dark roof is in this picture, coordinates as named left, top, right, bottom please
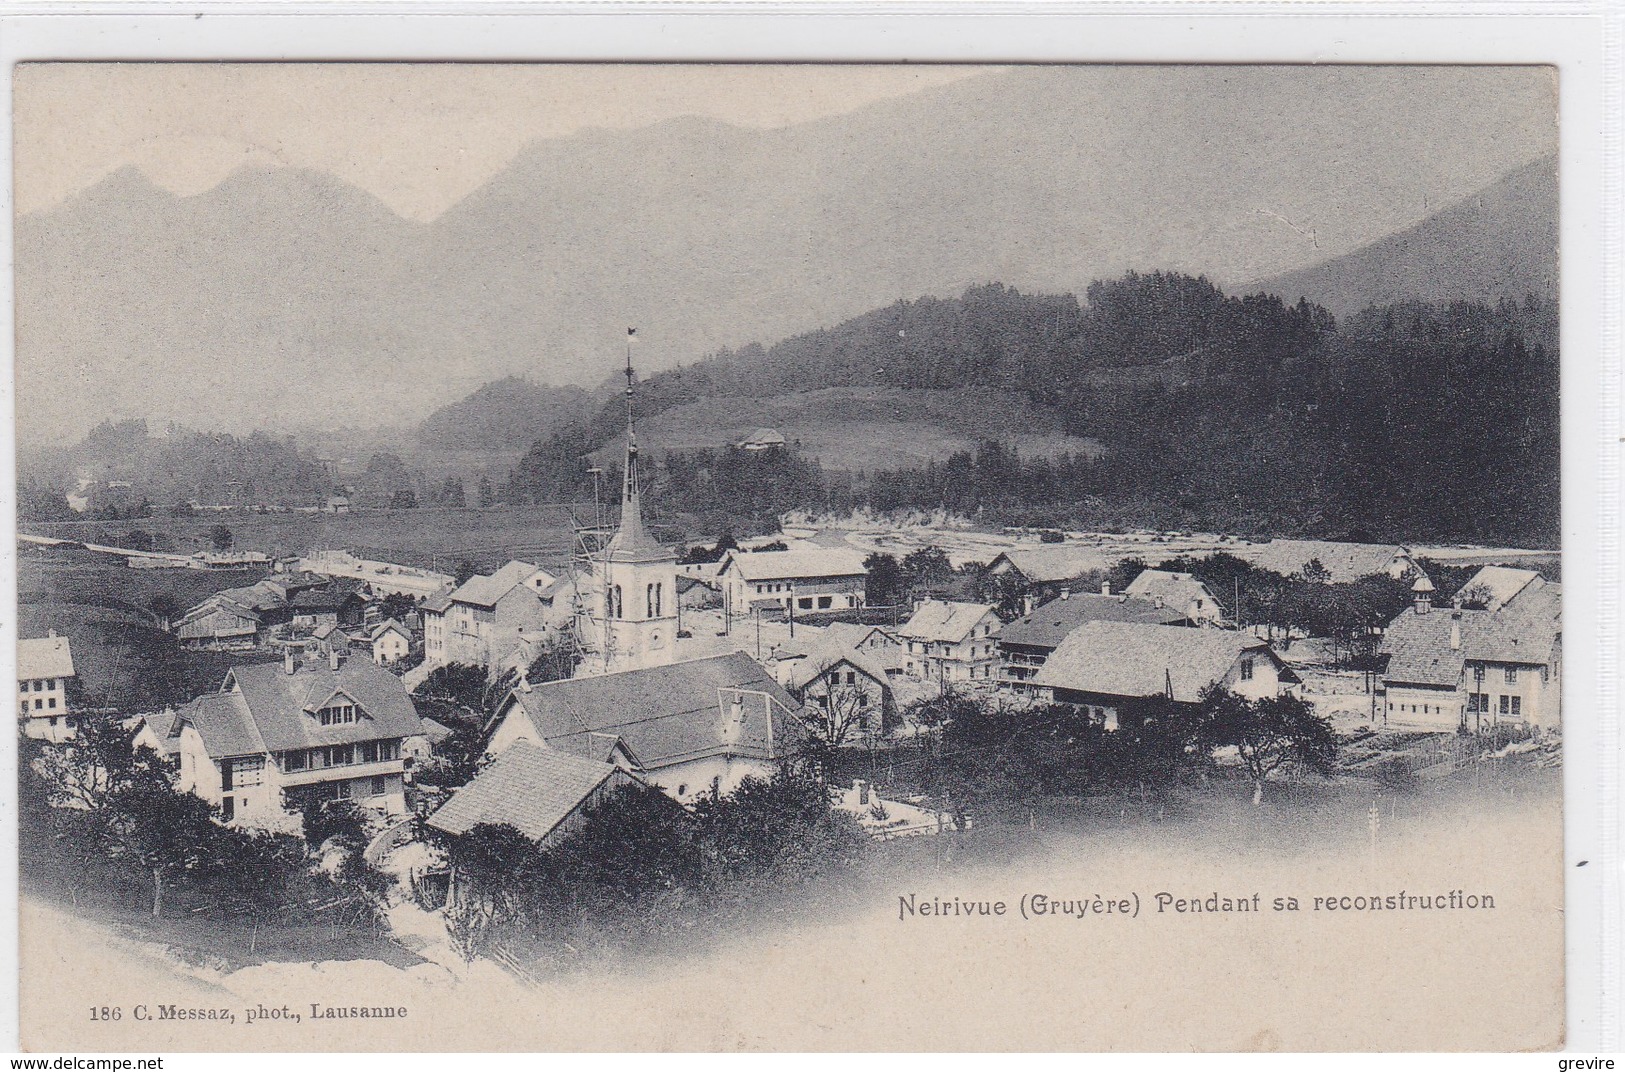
left=213, top=659, right=423, bottom=755
left=1000, top=593, right=1186, bottom=650
left=1032, top=621, right=1273, bottom=703
left=498, top=652, right=804, bottom=770
left=426, top=741, right=628, bottom=842
left=1381, top=597, right=1561, bottom=688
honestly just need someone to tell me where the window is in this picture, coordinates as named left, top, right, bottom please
left=1510, top=696, right=1522, bottom=718
left=1504, top=667, right=1518, bottom=684
left=318, top=703, right=358, bottom=726
left=798, top=597, right=813, bottom=611
left=369, top=775, right=388, bottom=796
left=1499, top=695, right=1511, bottom=716
left=221, top=797, right=234, bottom=821
left=234, top=756, right=265, bottom=787
left=33, top=699, right=42, bottom=711
left=285, top=750, right=308, bottom=772
left=47, top=697, right=56, bottom=709
left=818, top=596, right=832, bottom=610
left=1240, top=658, right=1254, bottom=681
left=844, top=670, right=856, bottom=685
left=33, top=680, right=43, bottom=692
left=610, top=585, right=623, bottom=619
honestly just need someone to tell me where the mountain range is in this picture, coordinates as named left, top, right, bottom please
left=15, top=65, right=1557, bottom=446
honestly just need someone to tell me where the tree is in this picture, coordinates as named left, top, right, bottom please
left=792, top=669, right=874, bottom=777
left=477, top=474, right=495, bottom=508
left=378, top=592, right=418, bottom=622
left=863, top=552, right=906, bottom=606
left=439, top=477, right=467, bottom=509
left=1195, top=686, right=1337, bottom=805
left=454, top=560, right=478, bottom=586
left=104, top=770, right=222, bottom=917
left=209, top=524, right=234, bottom=551
left=903, top=546, right=954, bottom=593
left=390, top=488, right=419, bottom=510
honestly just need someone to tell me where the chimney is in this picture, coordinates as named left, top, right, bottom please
left=283, top=649, right=296, bottom=675
left=1101, top=581, right=1111, bottom=596
left=328, top=647, right=341, bottom=671
left=1021, top=593, right=1034, bottom=617
left=47, top=628, right=57, bottom=639
left=721, top=695, right=745, bottom=746
left=518, top=676, right=533, bottom=693
left=1060, top=588, right=1071, bottom=601
left=1450, top=611, right=1462, bottom=651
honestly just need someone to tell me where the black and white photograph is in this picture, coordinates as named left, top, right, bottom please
left=9, top=58, right=1576, bottom=1051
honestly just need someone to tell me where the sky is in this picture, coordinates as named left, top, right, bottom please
left=13, top=62, right=989, bottom=222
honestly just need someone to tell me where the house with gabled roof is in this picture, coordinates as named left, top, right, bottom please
left=1244, top=539, right=1426, bottom=585
left=165, top=651, right=423, bottom=825
left=1123, top=569, right=1225, bottom=624
left=426, top=742, right=643, bottom=847
left=1031, top=621, right=1297, bottom=728
left=985, top=546, right=1106, bottom=603
left=484, top=651, right=807, bottom=804
left=898, top=599, right=1002, bottom=683
left=370, top=618, right=412, bottom=666
left=779, top=634, right=895, bottom=735
left=423, top=560, right=573, bottom=672
left=717, top=548, right=868, bottom=622
left=997, top=589, right=1188, bottom=689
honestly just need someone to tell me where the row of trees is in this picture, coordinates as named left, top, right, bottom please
left=899, top=684, right=1336, bottom=814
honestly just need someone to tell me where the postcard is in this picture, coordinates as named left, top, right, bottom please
left=10, top=58, right=1574, bottom=1051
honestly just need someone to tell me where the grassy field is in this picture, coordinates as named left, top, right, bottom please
left=591, top=386, right=1105, bottom=471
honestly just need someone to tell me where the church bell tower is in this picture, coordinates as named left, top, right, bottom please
left=590, top=328, right=679, bottom=674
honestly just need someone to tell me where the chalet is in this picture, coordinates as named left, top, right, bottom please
left=18, top=632, right=76, bottom=742
left=370, top=619, right=412, bottom=666
left=1244, top=539, right=1426, bottom=585
left=1378, top=580, right=1561, bottom=732
left=985, top=546, right=1105, bottom=603
left=484, top=651, right=805, bottom=804
left=1031, top=621, right=1298, bottom=728
left=423, top=561, right=573, bottom=671
left=770, top=622, right=905, bottom=682
left=717, top=548, right=868, bottom=621
left=427, top=742, right=641, bottom=848
left=899, top=600, right=1002, bottom=682
left=997, top=589, right=1187, bottom=689
left=736, top=428, right=787, bottom=452
left=164, top=652, right=423, bottom=825
left=1123, top=569, right=1225, bottom=625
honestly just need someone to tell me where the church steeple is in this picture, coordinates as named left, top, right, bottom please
left=603, top=328, right=667, bottom=562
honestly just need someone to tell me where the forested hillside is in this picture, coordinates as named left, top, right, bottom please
left=416, top=376, right=591, bottom=451
left=508, top=273, right=1560, bottom=547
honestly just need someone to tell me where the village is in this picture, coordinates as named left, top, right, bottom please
left=14, top=349, right=1563, bottom=975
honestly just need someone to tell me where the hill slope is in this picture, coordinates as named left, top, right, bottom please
left=1249, top=156, right=1558, bottom=316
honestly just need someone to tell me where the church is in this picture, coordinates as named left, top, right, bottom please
left=572, top=334, right=681, bottom=676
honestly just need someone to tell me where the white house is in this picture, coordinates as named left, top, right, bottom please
left=484, top=651, right=805, bottom=805
left=997, top=589, right=1187, bottom=689
left=1123, top=570, right=1225, bottom=625
left=162, top=651, right=423, bottom=825
left=717, top=548, right=869, bottom=622
left=18, top=632, right=77, bottom=742
left=898, top=600, right=1003, bottom=683
left=1379, top=578, right=1561, bottom=732
left=370, top=618, right=412, bottom=666
left=1030, top=620, right=1298, bottom=728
